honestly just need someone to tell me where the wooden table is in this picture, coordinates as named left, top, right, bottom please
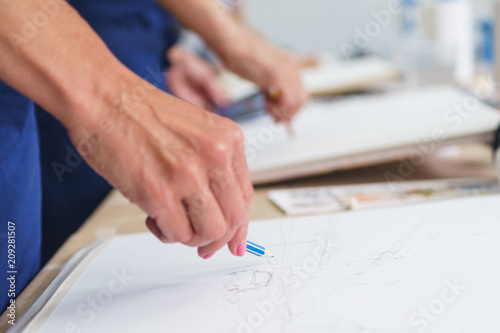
left=1, top=143, right=497, bottom=331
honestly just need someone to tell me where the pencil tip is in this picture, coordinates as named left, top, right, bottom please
left=263, top=251, right=274, bottom=258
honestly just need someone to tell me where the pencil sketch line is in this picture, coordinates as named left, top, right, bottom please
left=319, top=216, right=339, bottom=269
left=223, top=270, right=274, bottom=294
left=282, top=210, right=441, bottom=326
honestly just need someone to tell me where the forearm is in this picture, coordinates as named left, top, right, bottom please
left=158, top=0, right=307, bottom=121
left=0, top=0, right=138, bottom=128
left=156, top=0, right=246, bottom=60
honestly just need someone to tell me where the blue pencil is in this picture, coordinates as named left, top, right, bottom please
left=246, top=240, right=274, bottom=258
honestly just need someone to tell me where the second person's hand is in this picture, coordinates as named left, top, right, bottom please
left=219, top=29, right=310, bottom=123
left=166, top=45, right=229, bottom=110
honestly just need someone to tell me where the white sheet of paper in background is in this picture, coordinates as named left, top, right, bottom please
left=241, top=85, right=500, bottom=184
left=21, top=195, right=500, bottom=333
left=218, top=57, right=400, bottom=101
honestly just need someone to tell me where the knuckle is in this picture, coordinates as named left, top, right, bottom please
left=213, top=139, right=230, bottom=157
left=220, top=119, right=245, bottom=144
left=206, top=139, right=232, bottom=167
left=233, top=216, right=246, bottom=229
left=209, top=170, right=232, bottom=194
left=237, top=222, right=249, bottom=238
left=182, top=159, right=203, bottom=179
left=173, top=230, right=193, bottom=244
left=229, top=124, right=245, bottom=143
left=228, top=211, right=246, bottom=229
left=186, top=192, right=210, bottom=216
left=205, top=222, right=227, bottom=242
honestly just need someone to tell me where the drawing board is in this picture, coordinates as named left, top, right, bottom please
left=240, top=85, right=500, bottom=184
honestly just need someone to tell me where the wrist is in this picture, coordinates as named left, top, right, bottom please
left=66, top=65, right=167, bottom=160
left=204, top=15, right=248, bottom=64
left=61, top=54, right=138, bottom=131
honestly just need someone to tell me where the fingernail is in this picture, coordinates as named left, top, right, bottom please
left=203, top=253, right=215, bottom=260
left=237, top=242, right=247, bottom=257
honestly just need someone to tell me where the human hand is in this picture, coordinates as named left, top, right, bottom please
left=68, top=73, right=253, bottom=259
left=0, top=0, right=253, bottom=261
left=154, top=0, right=308, bottom=122
left=167, top=45, right=229, bottom=110
left=220, top=30, right=310, bottom=123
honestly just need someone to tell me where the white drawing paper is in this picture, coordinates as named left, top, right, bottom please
left=22, top=195, right=500, bottom=333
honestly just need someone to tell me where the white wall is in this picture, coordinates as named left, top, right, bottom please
left=475, top=0, right=496, bottom=18
left=245, top=0, right=496, bottom=54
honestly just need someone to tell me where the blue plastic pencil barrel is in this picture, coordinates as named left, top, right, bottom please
left=246, top=241, right=274, bottom=258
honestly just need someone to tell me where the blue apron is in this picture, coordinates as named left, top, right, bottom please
left=0, top=83, right=41, bottom=312
left=37, top=0, right=178, bottom=262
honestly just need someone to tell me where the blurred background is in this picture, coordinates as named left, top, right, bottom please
left=246, top=0, right=492, bottom=53
left=234, top=0, right=500, bottom=101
